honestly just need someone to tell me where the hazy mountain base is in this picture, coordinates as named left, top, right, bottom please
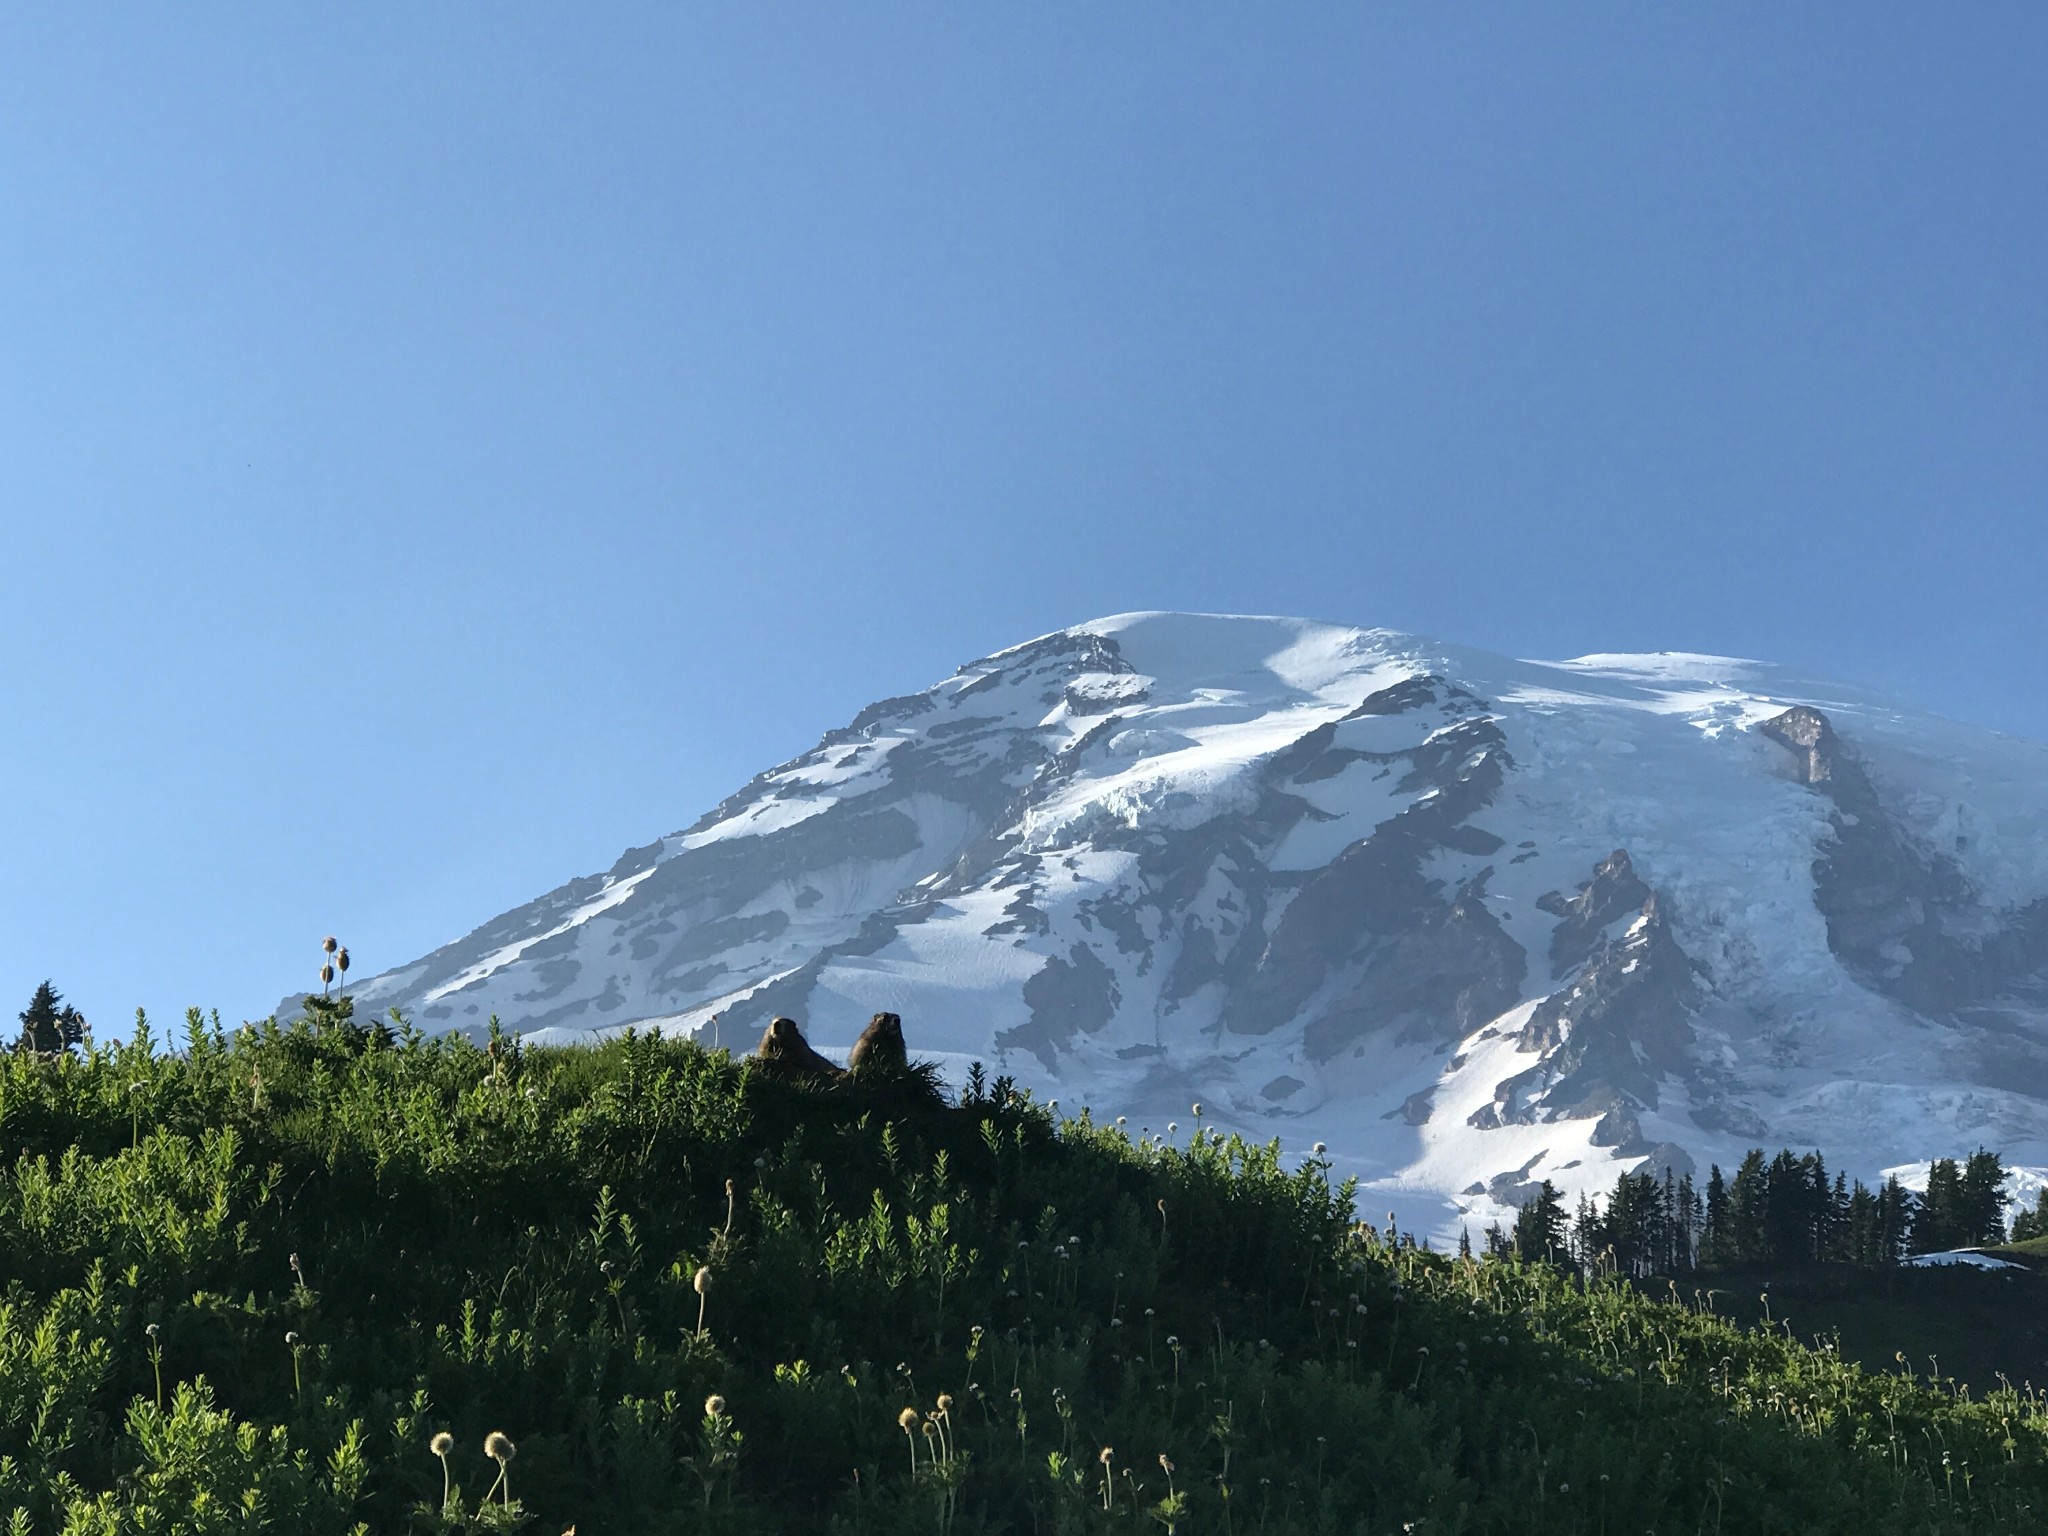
left=5, top=1016, right=2048, bottom=1533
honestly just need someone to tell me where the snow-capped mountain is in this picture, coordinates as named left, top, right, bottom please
left=327, top=613, right=2048, bottom=1235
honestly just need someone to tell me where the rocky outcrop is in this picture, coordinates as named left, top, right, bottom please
left=1537, top=849, right=1652, bottom=979
left=1470, top=854, right=1698, bottom=1131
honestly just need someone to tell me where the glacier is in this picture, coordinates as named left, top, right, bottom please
left=321, top=613, right=2048, bottom=1239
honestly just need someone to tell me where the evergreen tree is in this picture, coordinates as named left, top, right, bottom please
left=1513, top=1180, right=1568, bottom=1263
left=15, top=980, right=85, bottom=1054
left=1913, top=1159, right=1966, bottom=1254
left=1700, top=1164, right=1732, bottom=1267
left=2011, top=1187, right=2048, bottom=1242
left=1877, top=1175, right=1915, bottom=1265
left=1959, top=1149, right=2010, bottom=1246
left=1674, top=1172, right=1700, bottom=1273
left=1728, top=1150, right=1768, bottom=1263
left=1843, top=1180, right=1881, bottom=1266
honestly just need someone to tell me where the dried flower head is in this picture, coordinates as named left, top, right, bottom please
left=705, top=1395, right=727, bottom=1418
left=1159, top=1455, right=1175, bottom=1473
left=1099, top=1446, right=1114, bottom=1465
left=430, top=1431, right=454, bottom=1456
left=485, top=1431, right=516, bottom=1464
left=323, top=936, right=338, bottom=954
left=1313, top=1141, right=1328, bottom=1155
left=898, top=1407, right=920, bottom=1429
left=936, top=1394, right=954, bottom=1413
left=285, top=1331, right=300, bottom=1347
left=1191, top=1102, right=1202, bottom=1116
left=693, top=1265, right=712, bottom=1296
left=145, top=1322, right=160, bottom=1339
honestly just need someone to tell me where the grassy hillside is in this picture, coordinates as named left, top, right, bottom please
left=5, top=1013, right=2048, bottom=1533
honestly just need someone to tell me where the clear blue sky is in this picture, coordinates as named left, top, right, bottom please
left=3, top=6, right=2043, bottom=1034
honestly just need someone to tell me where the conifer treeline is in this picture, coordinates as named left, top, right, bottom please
left=1495, top=1147, right=2034, bottom=1276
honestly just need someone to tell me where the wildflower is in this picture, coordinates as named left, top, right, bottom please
left=1159, top=1455, right=1174, bottom=1473
left=694, top=1266, right=712, bottom=1294
left=285, top=1330, right=300, bottom=1346
left=145, top=1322, right=159, bottom=1339
left=1313, top=1141, right=1327, bottom=1155
left=1191, top=1102, right=1202, bottom=1116
left=430, top=1430, right=456, bottom=1507
left=936, top=1393, right=954, bottom=1413
left=705, top=1395, right=727, bottom=1418
left=484, top=1431, right=517, bottom=1508
left=1099, top=1447, right=1113, bottom=1465
left=899, top=1407, right=920, bottom=1429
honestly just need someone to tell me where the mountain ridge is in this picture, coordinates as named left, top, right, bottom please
left=321, top=612, right=2048, bottom=1234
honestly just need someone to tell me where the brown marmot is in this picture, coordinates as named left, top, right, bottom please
left=846, top=1011, right=908, bottom=1074
left=753, top=1016, right=843, bottom=1082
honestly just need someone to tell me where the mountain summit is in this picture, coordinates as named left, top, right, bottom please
left=335, top=613, right=2048, bottom=1230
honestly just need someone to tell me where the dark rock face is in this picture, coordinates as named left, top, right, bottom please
left=1000, top=943, right=1123, bottom=1067
left=1220, top=677, right=1522, bottom=1051
left=1469, top=854, right=1699, bottom=1133
left=1538, top=849, right=1652, bottom=979
left=1758, top=706, right=2048, bottom=1013
left=1300, top=875, right=1526, bottom=1060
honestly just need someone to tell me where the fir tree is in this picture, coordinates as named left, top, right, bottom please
left=1959, top=1149, right=2010, bottom=1246
left=2011, top=1187, right=2048, bottom=1242
left=1913, top=1159, right=1967, bottom=1254
left=1877, top=1175, right=1915, bottom=1265
left=15, top=980, right=85, bottom=1054
left=1729, top=1150, right=1768, bottom=1263
left=1700, top=1165, right=1732, bottom=1267
left=1513, top=1180, right=1569, bottom=1263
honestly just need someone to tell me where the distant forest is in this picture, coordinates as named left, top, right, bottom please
left=1492, top=1146, right=2048, bottom=1276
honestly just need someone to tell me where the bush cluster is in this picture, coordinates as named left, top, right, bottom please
left=3, top=1009, right=2048, bottom=1532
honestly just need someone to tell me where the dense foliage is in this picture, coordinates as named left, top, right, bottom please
left=5, top=1010, right=2048, bottom=1533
